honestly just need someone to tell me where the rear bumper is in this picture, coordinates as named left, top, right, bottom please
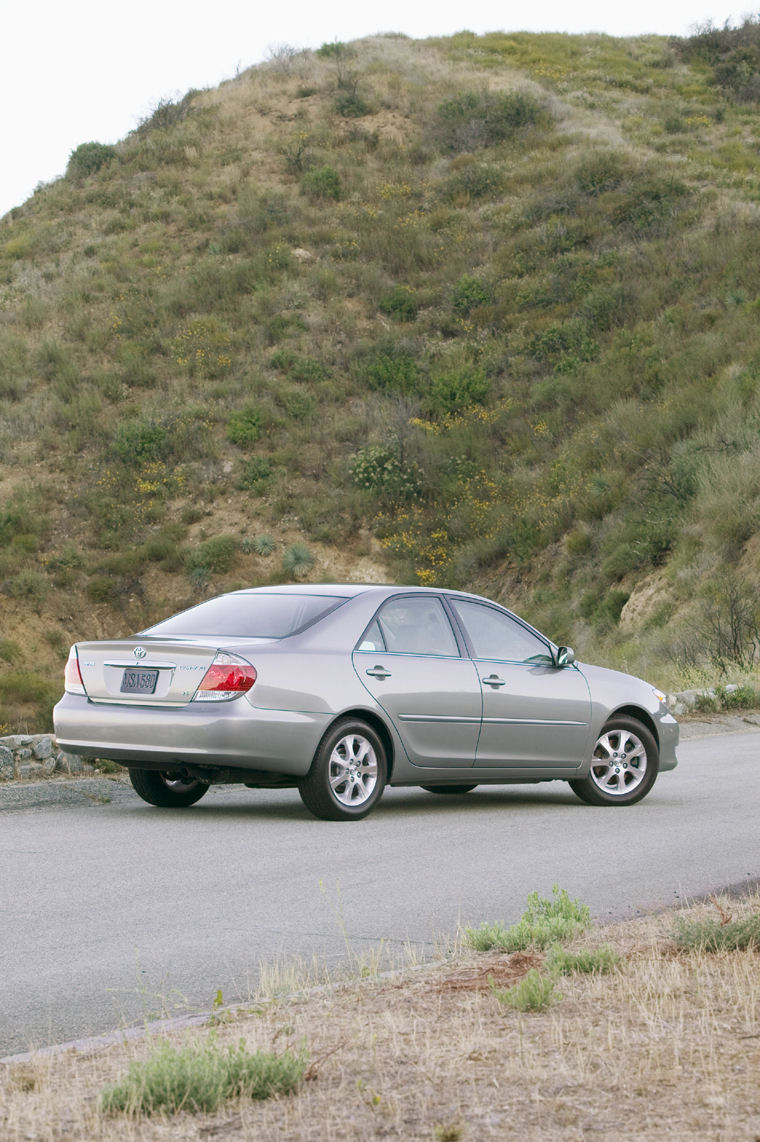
left=53, top=692, right=328, bottom=776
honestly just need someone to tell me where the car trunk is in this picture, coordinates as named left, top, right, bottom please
left=75, top=639, right=224, bottom=706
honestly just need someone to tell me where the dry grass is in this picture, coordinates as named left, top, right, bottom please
left=2, top=894, right=759, bottom=1140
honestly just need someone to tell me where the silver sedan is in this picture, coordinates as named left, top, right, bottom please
left=53, top=584, right=678, bottom=820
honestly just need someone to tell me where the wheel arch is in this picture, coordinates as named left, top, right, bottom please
left=319, top=708, right=397, bottom=779
left=607, top=705, right=659, bottom=747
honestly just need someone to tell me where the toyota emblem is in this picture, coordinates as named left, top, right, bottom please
left=133, top=646, right=147, bottom=659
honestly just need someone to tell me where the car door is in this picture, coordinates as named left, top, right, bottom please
left=353, top=595, right=482, bottom=768
left=449, top=598, right=592, bottom=769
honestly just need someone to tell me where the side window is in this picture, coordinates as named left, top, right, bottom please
left=369, top=597, right=459, bottom=657
left=451, top=600, right=551, bottom=664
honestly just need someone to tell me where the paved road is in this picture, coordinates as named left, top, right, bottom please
left=1, top=728, right=758, bottom=1058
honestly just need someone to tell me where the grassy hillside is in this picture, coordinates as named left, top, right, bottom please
left=2, top=27, right=760, bottom=731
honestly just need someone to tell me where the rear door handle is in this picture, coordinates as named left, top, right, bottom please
left=482, top=674, right=506, bottom=688
left=366, top=665, right=392, bottom=680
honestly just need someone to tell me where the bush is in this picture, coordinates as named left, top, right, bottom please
left=349, top=444, right=422, bottom=504
left=489, top=969, right=560, bottom=1012
left=362, top=341, right=420, bottom=394
left=444, top=161, right=503, bottom=202
left=300, top=166, right=342, bottom=201
left=429, top=364, right=490, bottom=415
left=452, top=275, right=493, bottom=316
left=545, top=944, right=621, bottom=975
left=672, top=910, right=760, bottom=952
left=66, top=142, right=117, bottom=178
left=434, top=88, right=549, bottom=152
left=227, top=404, right=262, bottom=448
left=238, top=456, right=272, bottom=490
left=282, top=542, right=315, bottom=578
left=186, top=536, right=238, bottom=576
left=100, top=1034, right=307, bottom=1114
left=574, top=151, right=627, bottom=196
left=464, top=887, right=591, bottom=952
left=251, top=534, right=276, bottom=556
left=379, top=285, right=419, bottom=322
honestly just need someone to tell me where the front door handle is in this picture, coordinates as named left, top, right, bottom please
left=482, top=674, right=506, bottom=688
left=366, top=665, right=392, bottom=680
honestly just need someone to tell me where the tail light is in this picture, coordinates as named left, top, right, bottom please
left=64, top=646, right=86, bottom=695
left=193, top=652, right=257, bottom=702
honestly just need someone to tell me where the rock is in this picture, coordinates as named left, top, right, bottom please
left=0, top=747, right=14, bottom=780
left=32, top=736, right=54, bottom=762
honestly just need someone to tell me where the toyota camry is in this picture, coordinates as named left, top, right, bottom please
left=53, top=584, right=678, bottom=820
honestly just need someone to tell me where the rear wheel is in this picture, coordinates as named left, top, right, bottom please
left=129, top=769, right=209, bottom=808
left=569, top=716, right=659, bottom=806
left=421, top=784, right=478, bottom=795
left=299, top=719, right=387, bottom=821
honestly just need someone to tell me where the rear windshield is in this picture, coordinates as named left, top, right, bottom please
left=142, top=593, right=347, bottom=639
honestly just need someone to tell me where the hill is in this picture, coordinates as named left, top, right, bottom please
left=2, top=27, right=760, bottom=731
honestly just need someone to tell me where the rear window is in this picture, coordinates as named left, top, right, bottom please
left=142, top=593, right=347, bottom=639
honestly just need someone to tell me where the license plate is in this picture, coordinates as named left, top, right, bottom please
left=120, top=668, right=159, bottom=695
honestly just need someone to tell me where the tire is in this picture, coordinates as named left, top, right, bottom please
left=421, top=784, right=478, bottom=795
left=129, top=768, right=209, bottom=808
left=569, top=716, right=659, bottom=806
left=298, top=718, right=387, bottom=821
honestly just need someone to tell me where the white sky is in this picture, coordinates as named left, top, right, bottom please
left=1, top=1, right=743, bottom=220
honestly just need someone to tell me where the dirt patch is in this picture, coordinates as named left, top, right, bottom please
left=2, top=895, right=759, bottom=1141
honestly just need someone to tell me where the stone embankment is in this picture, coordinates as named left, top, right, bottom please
left=0, top=735, right=96, bottom=782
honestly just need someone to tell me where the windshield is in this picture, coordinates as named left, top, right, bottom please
left=142, top=593, right=347, bottom=639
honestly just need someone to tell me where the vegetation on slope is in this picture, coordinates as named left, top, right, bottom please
left=2, top=27, right=760, bottom=729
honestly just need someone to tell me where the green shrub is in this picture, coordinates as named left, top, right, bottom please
left=429, top=364, right=490, bottom=415
left=4, top=570, right=49, bottom=605
left=545, top=943, right=621, bottom=975
left=574, top=151, right=627, bottom=196
left=227, top=404, right=262, bottom=448
left=489, top=969, right=560, bottom=1012
left=251, top=534, right=276, bottom=556
left=186, top=536, right=238, bottom=576
left=269, top=350, right=328, bottom=383
left=349, top=444, right=422, bottom=504
left=452, top=275, right=493, bottom=316
left=612, top=175, right=690, bottom=234
left=282, top=542, right=315, bottom=578
left=238, top=456, right=272, bottom=490
left=100, top=1034, right=307, bottom=1114
left=671, top=910, right=760, bottom=952
left=464, top=887, right=591, bottom=952
left=379, top=285, right=419, bottom=322
left=0, top=670, right=56, bottom=706
left=300, top=166, right=342, bottom=201
left=444, top=162, right=503, bottom=202
left=111, top=419, right=168, bottom=465
left=86, top=575, right=121, bottom=604
left=0, top=639, right=20, bottom=664
left=137, top=91, right=199, bottom=135
left=434, top=88, right=549, bottom=152
left=362, top=341, right=420, bottom=394
left=66, top=142, right=117, bottom=178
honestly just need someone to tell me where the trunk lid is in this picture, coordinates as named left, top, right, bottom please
left=74, top=638, right=233, bottom=705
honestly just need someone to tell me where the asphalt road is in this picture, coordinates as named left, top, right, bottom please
left=1, top=727, right=758, bottom=1059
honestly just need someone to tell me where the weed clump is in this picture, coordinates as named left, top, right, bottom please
left=100, top=1034, right=307, bottom=1114
left=672, top=910, right=760, bottom=952
left=464, top=886, right=591, bottom=952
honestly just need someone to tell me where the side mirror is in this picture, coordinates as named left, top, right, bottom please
left=555, top=646, right=576, bottom=668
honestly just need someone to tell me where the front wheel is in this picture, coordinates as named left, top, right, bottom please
left=129, top=769, right=209, bottom=808
left=299, top=719, right=387, bottom=821
left=569, top=716, right=659, bottom=806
